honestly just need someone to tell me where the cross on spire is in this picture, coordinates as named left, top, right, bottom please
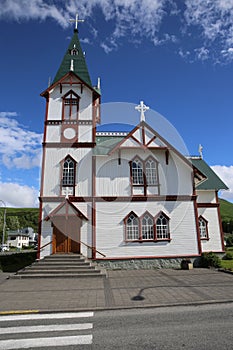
left=135, top=101, right=149, bottom=122
left=69, top=13, right=84, bottom=31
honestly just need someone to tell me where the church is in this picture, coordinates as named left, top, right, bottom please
left=38, top=18, right=228, bottom=266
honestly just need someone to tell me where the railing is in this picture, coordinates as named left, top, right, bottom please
left=39, top=240, right=53, bottom=251
left=38, top=239, right=106, bottom=258
left=79, top=240, right=106, bottom=258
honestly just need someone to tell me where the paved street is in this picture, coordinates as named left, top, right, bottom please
left=0, top=268, right=232, bottom=313
left=0, top=304, right=233, bottom=349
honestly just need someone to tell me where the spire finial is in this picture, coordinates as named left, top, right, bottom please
left=135, top=101, right=149, bottom=122
left=69, top=13, right=84, bottom=31
left=198, top=144, right=203, bottom=159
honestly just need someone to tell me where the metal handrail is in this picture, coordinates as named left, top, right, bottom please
left=39, top=240, right=53, bottom=251
left=39, top=239, right=106, bottom=257
left=79, top=240, right=106, bottom=258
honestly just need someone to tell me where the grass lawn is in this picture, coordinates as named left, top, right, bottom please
left=221, top=247, right=233, bottom=270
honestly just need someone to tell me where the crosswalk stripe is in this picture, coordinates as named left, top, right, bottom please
left=0, top=323, right=93, bottom=334
left=0, top=311, right=94, bottom=322
left=0, top=335, right=93, bottom=349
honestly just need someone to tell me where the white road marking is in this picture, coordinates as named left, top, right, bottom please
left=0, top=322, right=93, bottom=334
left=0, top=335, right=93, bottom=349
left=0, top=311, right=94, bottom=322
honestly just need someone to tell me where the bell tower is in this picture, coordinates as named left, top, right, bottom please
left=38, top=15, right=101, bottom=257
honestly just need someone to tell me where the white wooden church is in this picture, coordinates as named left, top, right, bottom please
left=38, top=20, right=228, bottom=264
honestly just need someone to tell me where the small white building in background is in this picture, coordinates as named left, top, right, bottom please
left=38, top=24, right=228, bottom=265
left=7, top=227, right=37, bottom=249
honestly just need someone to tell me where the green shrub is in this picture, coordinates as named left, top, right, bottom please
left=0, top=252, right=37, bottom=272
left=199, top=252, right=221, bottom=268
left=223, top=251, right=233, bottom=260
left=226, top=236, right=233, bottom=247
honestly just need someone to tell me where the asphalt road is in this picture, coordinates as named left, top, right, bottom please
left=0, top=303, right=232, bottom=349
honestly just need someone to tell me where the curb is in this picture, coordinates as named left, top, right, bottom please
left=1, top=299, right=233, bottom=316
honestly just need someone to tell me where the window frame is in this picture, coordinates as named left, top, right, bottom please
left=129, top=156, right=160, bottom=196
left=62, top=90, right=80, bottom=121
left=124, top=211, right=171, bottom=243
left=155, top=211, right=170, bottom=240
left=61, top=155, right=77, bottom=196
left=199, top=215, right=209, bottom=240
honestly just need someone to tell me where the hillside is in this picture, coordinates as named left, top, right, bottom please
left=219, top=198, right=233, bottom=221
left=0, top=207, right=39, bottom=232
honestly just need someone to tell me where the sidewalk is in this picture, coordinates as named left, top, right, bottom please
left=0, top=268, right=232, bottom=313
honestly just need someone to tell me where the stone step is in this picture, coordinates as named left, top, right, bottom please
left=11, top=253, right=106, bottom=279
left=18, top=269, right=101, bottom=275
left=11, top=273, right=105, bottom=279
left=29, top=264, right=94, bottom=270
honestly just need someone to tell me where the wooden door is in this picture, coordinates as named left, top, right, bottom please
left=52, top=216, right=81, bottom=254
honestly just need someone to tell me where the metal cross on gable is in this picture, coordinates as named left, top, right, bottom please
left=135, top=101, right=150, bottom=122
left=69, top=13, right=84, bottom=31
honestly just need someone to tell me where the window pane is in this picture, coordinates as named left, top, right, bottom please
left=199, top=218, right=207, bottom=238
left=126, top=214, right=139, bottom=240
left=132, top=159, right=144, bottom=185
left=156, top=214, right=169, bottom=239
left=62, top=159, right=75, bottom=186
left=142, top=214, right=154, bottom=240
left=145, top=159, right=157, bottom=185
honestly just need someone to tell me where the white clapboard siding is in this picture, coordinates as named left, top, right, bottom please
left=95, top=149, right=193, bottom=197
left=196, top=190, right=216, bottom=203
left=79, top=125, right=93, bottom=142
left=42, top=148, right=92, bottom=197
left=198, top=207, right=222, bottom=252
left=95, top=201, right=198, bottom=258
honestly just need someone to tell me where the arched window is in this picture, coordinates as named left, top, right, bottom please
left=156, top=213, right=170, bottom=239
left=199, top=216, right=208, bottom=239
left=145, top=158, right=158, bottom=185
left=142, top=213, right=154, bottom=240
left=125, top=212, right=139, bottom=240
left=132, top=158, right=144, bottom=185
left=62, top=157, right=75, bottom=186
left=63, top=90, right=80, bottom=120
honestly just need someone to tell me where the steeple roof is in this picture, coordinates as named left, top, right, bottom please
left=52, top=29, right=92, bottom=87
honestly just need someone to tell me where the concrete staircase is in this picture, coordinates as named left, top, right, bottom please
left=12, top=254, right=105, bottom=279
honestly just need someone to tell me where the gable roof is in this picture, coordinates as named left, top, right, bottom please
left=45, top=199, right=88, bottom=221
left=52, top=29, right=92, bottom=87
left=106, top=121, right=192, bottom=168
left=191, top=158, right=228, bottom=190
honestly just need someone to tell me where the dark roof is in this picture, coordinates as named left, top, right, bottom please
left=191, top=158, right=228, bottom=190
left=52, top=29, right=92, bottom=87
left=94, top=136, right=125, bottom=155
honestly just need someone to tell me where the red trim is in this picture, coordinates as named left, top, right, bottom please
left=45, top=198, right=88, bottom=221
left=146, top=135, right=156, bottom=147
left=197, top=203, right=220, bottom=208
left=43, top=142, right=96, bottom=148
left=40, top=195, right=197, bottom=202
left=37, top=202, right=43, bottom=259
left=194, top=199, right=202, bottom=254
left=92, top=156, right=96, bottom=259
left=41, top=71, right=101, bottom=97
left=60, top=155, right=77, bottom=196
left=216, top=191, right=225, bottom=252
left=142, top=125, right=146, bottom=146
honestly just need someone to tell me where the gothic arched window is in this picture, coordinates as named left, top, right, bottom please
left=63, top=90, right=80, bottom=120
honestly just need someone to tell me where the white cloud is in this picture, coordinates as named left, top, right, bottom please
left=0, top=182, right=39, bottom=208
left=0, top=112, right=42, bottom=169
left=184, top=0, right=233, bottom=62
left=211, top=165, right=233, bottom=202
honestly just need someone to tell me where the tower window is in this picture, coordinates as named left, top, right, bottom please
left=63, top=90, right=80, bottom=120
left=61, top=156, right=77, bottom=196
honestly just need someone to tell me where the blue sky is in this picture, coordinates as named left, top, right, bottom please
left=0, top=0, right=232, bottom=207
